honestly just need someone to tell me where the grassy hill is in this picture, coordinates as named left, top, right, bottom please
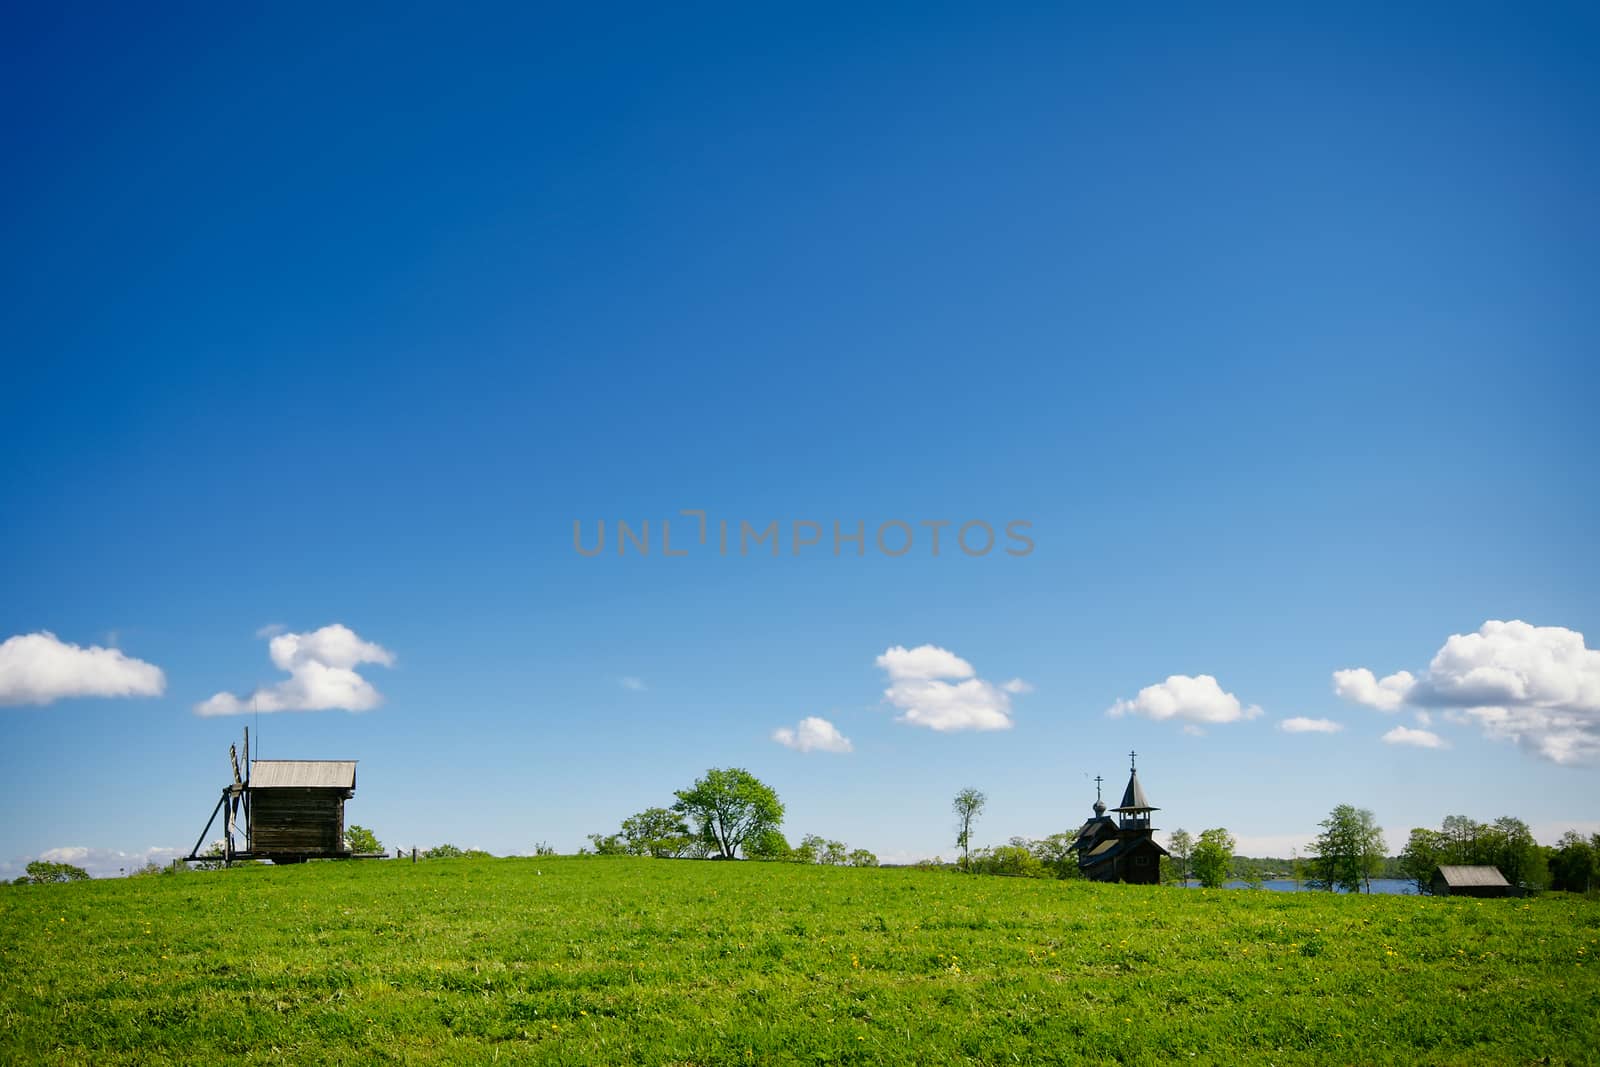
left=2, top=856, right=1595, bottom=1064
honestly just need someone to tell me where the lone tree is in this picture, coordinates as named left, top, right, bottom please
left=344, top=825, right=382, bottom=854
left=673, top=768, right=784, bottom=859
left=1309, top=804, right=1386, bottom=893
left=953, top=788, right=987, bottom=863
left=1190, top=828, right=1235, bottom=889
left=1167, top=828, right=1195, bottom=887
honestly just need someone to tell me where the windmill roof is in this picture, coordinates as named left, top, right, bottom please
left=250, top=760, right=357, bottom=789
left=1111, top=769, right=1157, bottom=812
left=1434, top=865, right=1511, bottom=888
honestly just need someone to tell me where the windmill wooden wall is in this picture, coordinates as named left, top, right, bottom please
left=250, top=789, right=347, bottom=854
left=245, top=760, right=357, bottom=860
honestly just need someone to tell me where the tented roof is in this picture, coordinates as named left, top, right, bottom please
left=1112, top=769, right=1157, bottom=813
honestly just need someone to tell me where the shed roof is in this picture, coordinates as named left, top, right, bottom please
left=1434, top=865, right=1511, bottom=887
left=250, top=760, right=357, bottom=789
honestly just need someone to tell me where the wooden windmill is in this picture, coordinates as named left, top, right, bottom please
left=183, top=728, right=372, bottom=866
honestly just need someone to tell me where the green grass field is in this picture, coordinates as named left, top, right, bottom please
left=2, top=857, right=1596, bottom=1065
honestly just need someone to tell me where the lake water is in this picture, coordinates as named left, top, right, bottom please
left=1201, top=878, right=1416, bottom=895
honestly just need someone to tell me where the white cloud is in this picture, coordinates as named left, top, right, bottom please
left=1331, top=668, right=1416, bottom=712
left=876, top=644, right=1024, bottom=731
left=38, top=846, right=91, bottom=863
left=255, top=623, right=287, bottom=638
left=1106, top=674, right=1262, bottom=727
left=1414, top=620, right=1600, bottom=711
left=1280, top=716, right=1343, bottom=734
left=195, top=623, right=394, bottom=716
left=1454, top=704, right=1599, bottom=766
left=1382, top=725, right=1447, bottom=749
left=772, top=715, right=854, bottom=753
left=619, top=676, right=647, bottom=692
left=875, top=645, right=974, bottom=681
left=1339, top=620, right=1600, bottom=764
left=0, top=632, right=166, bottom=706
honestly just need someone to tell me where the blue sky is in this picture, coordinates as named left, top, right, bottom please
left=3, top=5, right=1596, bottom=877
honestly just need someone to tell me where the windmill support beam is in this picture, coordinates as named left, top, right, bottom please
left=183, top=790, right=230, bottom=862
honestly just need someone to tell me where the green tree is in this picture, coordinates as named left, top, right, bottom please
left=20, top=860, right=91, bottom=884
left=621, top=807, right=697, bottom=858
left=1167, top=828, right=1194, bottom=887
left=819, top=839, right=849, bottom=866
left=1399, top=827, right=1449, bottom=893
left=423, top=843, right=465, bottom=859
left=744, top=828, right=792, bottom=861
left=1441, top=814, right=1482, bottom=861
left=1190, top=828, right=1235, bottom=889
left=585, top=833, right=628, bottom=854
left=1550, top=831, right=1598, bottom=893
left=192, top=841, right=229, bottom=871
left=1486, top=816, right=1547, bottom=890
left=1014, top=833, right=1081, bottom=880
left=953, top=788, right=986, bottom=863
left=344, top=825, right=382, bottom=854
left=790, top=834, right=823, bottom=864
left=1310, top=805, right=1386, bottom=892
left=847, top=848, right=878, bottom=867
left=968, top=844, right=1050, bottom=878
left=672, top=767, right=784, bottom=859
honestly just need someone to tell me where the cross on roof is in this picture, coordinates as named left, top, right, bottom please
left=1129, top=749, right=1137, bottom=773
left=1094, top=775, right=1103, bottom=802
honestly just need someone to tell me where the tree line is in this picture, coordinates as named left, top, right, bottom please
left=1398, top=815, right=1598, bottom=894
left=1160, top=809, right=1598, bottom=895
left=12, top=770, right=1595, bottom=894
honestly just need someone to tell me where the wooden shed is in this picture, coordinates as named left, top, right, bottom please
left=246, top=760, right=357, bottom=860
left=1431, top=864, right=1518, bottom=897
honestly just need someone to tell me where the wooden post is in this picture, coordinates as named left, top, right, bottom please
left=412, top=847, right=417, bottom=864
